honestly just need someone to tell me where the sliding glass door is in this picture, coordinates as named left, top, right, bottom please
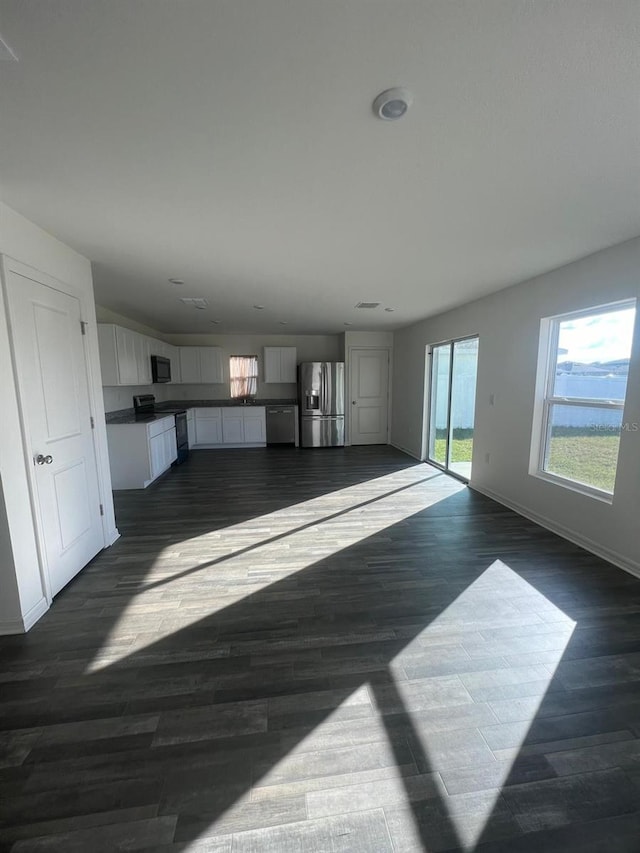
left=427, top=336, right=479, bottom=480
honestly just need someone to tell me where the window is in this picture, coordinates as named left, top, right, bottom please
left=427, top=336, right=479, bottom=481
left=230, top=355, right=258, bottom=399
left=534, top=300, right=636, bottom=497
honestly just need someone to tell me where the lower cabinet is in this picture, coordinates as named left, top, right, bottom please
left=222, top=409, right=244, bottom=444
left=106, top=416, right=177, bottom=490
left=195, top=409, right=222, bottom=445
left=191, top=407, right=266, bottom=448
left=149, top=427, right=177, bottom=480
left=243, top=409, right=266, bottom=443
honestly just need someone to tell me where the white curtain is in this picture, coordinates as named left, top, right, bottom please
left=230, top=355, right=258, bottom=398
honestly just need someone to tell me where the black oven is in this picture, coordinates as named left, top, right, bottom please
left=173, top=412, right=189, bottom=465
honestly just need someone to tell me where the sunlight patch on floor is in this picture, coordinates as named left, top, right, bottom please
left=87, top=465, right=463, bottom=672
left=388, top=560, right=576, bottom=851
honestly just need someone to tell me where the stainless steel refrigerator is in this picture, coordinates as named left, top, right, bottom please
left=298, top=362, right=345, bottom=447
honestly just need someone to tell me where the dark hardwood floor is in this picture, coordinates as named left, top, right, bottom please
left=1, top=446, right=640, bottom=852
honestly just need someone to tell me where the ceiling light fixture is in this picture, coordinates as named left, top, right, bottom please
left=372, top=88, right=413, bottom=121
left=168, top=278, right=184, bottom=285
left=385, top=308, right=395, bottom=312
left=344, top=322, right=353, bottom=326
left=355, top=301, right=381, bottom=309
left=253, top=304, right=265, bottom=310
left=279, top=321, right=288, bottom=325
left=211, top=320, right=221, bottom=325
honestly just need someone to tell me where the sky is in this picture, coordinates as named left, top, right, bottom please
left=558, top=306, right=636, bottom=364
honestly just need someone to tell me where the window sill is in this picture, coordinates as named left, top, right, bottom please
left=530, top=469, right=614, bottom=505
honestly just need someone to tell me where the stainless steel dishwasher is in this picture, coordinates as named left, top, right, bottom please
left=266, top=406, right=296, bottom=445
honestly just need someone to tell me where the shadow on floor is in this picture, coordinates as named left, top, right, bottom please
left=1, top=447, right=639, bottom=851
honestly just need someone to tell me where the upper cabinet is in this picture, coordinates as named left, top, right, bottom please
left=98, top=324, right=145, bottom=386
left=264, top=346, right=297, bottom=383
left=98, top=324, right=180, bottom=386
left=178, top=346, right=224, bottom=384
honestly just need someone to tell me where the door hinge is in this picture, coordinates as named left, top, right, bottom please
left=90, top=416, right=95, bottom=429
left=99, top=504, right=104, bottom=516
left=80, top=320, right=87, bottom=335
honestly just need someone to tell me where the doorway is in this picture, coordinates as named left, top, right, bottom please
left=349, top=348, right=390, bottom=445
left=426, top=336, right=479, bottom=481
left=5, top=264, right=105, bottom=599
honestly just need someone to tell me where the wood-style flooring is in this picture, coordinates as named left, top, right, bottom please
left=1, top=446, right=640, bottom=852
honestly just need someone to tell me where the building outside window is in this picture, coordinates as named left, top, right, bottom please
left=533, top=300, right=636, bottom=497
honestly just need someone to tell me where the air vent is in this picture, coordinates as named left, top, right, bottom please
left=355, top=302, right=381, bottom=309
left=179, top=297, right=208, bottom=310
left=0, top=33, right=17, bottom=61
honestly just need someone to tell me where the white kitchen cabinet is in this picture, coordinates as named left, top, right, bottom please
left=190, top=406, right=266, bottom=447
left=136, top=335, right=153, bottom=385
left=178, top=347, right=224, bottom=384
left=200, top=348, right=224, bottom=383
left=98, top=324, right=142, bottom=386
left=106, top=415, right=176, bottom=489
left=194, top=408, right=222, bottom=445
left=179, top=347, right=200, bottom=383
left=167, top=343, right=181, bottom=383
left=98, top=324, right=179, bottom=386
left=264, top=346, right=297, bottom=383
left=243, top=408, right=266, bottom=443
left=222, top=409, right=244, bottom=444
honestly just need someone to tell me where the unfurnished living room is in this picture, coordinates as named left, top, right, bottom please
left=1, top=2, right=640, bottom=851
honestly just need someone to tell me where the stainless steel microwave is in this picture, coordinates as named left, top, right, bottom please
left=150, top=355, right=171, bottom=383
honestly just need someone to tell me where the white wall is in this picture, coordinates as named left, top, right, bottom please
left=391, top=236, right=640, bottom=575
left=95, top=304, right=171, bottom=338
left=0, top=201, right=117, bottom=632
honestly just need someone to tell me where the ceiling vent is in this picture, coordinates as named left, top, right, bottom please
left=0, top=32, right=18, bottom=61
left=179, top=297, right=208, bottom=310
left=355, top=301, right=381, bottom=309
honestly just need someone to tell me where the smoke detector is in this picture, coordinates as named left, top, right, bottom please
left=372, top=88, right=413, bottom=121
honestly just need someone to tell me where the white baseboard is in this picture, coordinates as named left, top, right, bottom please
left=23, top=596, right=49, bottom=630
left=472, top=483, right=640, bottom=581
left=106, top=527, right=120, bottom=546
left=389, top=441, right=421, bottom=461
left=0, top=618, right=28, bottom=636
left=0, top=596, right=49, bottom=635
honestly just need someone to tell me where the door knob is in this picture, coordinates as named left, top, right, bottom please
left=352, top=400, right=357, bottom=405
left=35, top=454, right=53, bottom=465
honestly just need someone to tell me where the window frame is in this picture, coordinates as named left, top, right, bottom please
left=532, top=299, right=636, bottom=502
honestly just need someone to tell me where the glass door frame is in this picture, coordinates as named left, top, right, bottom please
left=425, top=334, right=479, bottom=483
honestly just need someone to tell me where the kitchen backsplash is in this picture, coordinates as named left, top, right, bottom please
left=102, top=382, right=297, bottom=412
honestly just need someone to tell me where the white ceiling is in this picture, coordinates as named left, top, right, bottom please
left=0, top=1, right=639, bottom=334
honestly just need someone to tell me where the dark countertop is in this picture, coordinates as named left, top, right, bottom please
left=106, top=399, right=297, bottom=424
left=158, top=399, right=297, bottom=409
left=105, top=411, right=179, bottom=425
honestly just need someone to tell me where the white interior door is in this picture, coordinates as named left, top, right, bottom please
left=349, top=349, right=390, bottom=445
left=6, top=269, right=104, bottom=598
